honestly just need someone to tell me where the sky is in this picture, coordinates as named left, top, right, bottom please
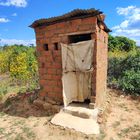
left=0, top=0, right=140, bottom=46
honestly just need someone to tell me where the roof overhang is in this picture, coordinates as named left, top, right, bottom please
left=29, top=8, right=111, bottom=33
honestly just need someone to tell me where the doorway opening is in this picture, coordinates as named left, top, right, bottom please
left=61, top=40, right=94, bottom=107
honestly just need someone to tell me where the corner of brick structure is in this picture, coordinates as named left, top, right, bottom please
left=33, top=13, right=109, bottom=109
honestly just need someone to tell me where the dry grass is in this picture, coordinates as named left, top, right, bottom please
left=0, top=89, right=139, bottom=140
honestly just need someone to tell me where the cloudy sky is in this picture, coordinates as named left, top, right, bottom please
left=0, top=0, right=140, bottom=46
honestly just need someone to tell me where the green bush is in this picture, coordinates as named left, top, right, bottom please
left=119, top=70, right=140, bottom=94
left=108, top=57, right=124, bottom=89
left=0, top=87, right=8, bottom=101
left=0, top=45, right=39, bottom=97
left=108, top=35, right=137, bottom=52
left=108, top=52, right=140, bottom=95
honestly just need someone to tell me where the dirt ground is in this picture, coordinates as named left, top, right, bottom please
left=0, top=89, right=140, bottom=140
left=105, top=89, right=140, bottom=140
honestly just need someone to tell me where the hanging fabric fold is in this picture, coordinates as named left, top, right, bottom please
left=61, top=40, right=94, bottom=106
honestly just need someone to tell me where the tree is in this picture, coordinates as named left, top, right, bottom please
left=0, top=45, right=38, bottom=85
left=9, top=45, right=38, bottom=83
left=108, top=35, right=137, bottom=52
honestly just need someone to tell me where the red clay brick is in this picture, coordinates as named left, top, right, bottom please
left=47, top=24, right=57, bottom=30
left=82, top=17, right=97, bottom=24
left=57, top=81, right=62, bottom=88
left=56, top=22, right=66, bottom=28
left=71, top=19, right=82, bottom=26
left=46, top=80, right=57, bottom=86
left=56, top=69, right=62, bottom=74
left=40, top=79, right=46, bottom=85
left=53, top=51, right=61, bottom=56
left=47, top=69, right=57, bottom=74
left=54, top=63, right=62, bottom=69
left=66, top=25, right=78, bottom=33
left=52, top=75, right=61, bottom=80
left=33, top=13, right=108, bottom=107
left=78, top=24, right=96, bottom=31
left=44, top=86, right=53, bottom=92
left=39, top=92, right=46, bottom=97
left=53, top=87, right=62, bottom=92
left=44, top=74, right=52, bottom=80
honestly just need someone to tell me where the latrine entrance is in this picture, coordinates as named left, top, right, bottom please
left=31, top=8, right=110, bottom=109
left=61, top=40, right=94, bottom=106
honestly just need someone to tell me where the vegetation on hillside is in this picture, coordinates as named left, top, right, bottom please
left=0, top=35, right=140, bottom=100
left=108, top=35, right=137, bottom=52
left=108, top=35, right=140, bottom=95
left=0, top=45, right=39, bottom=100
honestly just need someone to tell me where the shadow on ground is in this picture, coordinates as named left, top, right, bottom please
left=0, top=92, right=52, bottom=118
left=0, top=88, right=140, bottom=119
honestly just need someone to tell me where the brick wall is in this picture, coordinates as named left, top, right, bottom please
left=95, top=25, right=108, bottom=108
left=35, top=16, right=108, bottom=107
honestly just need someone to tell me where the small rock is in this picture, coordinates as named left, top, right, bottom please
left=43, top=103, right=52, bottom=110
left=52, top=105, right=61, bottom=113
left=126, top=95, right=132, bottom=100
left=97, top=117, right=103, bottom=124
left=56, top=101, right=62, bottom=105
left=3, top=105, right=11, bottom=112
left=89, top=103, right=95, bottom=109
left=43, top=121, right=48, bottom=125
left=120, top=95, right=125, bottom=98
left=90, top=96, right=96, bottom=103
left=33, top=99, right=45, bottom=108
left=78, top=112, right=89, bottom=118
left=46, top=98, right=57, bottom=105
left=9, top=93, right=17, bottom=98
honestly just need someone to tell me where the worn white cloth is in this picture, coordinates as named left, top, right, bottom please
left=61, top=40, right=94, bottom=106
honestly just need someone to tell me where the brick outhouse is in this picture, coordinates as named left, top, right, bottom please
left=30, top=9, right=110, bottom=108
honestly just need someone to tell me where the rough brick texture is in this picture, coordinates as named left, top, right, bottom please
left=34, top=16, right=108, bottom=108
left=94, top=26, right=108, bottom=108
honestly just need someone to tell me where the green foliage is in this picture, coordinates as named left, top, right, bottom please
left=108, top=52, right=140, bottom=95
left=109, top=49, right=137, bottom=58
left=0, top=76, right=9, bottom=101
left=0, top=46, right=13, bottom=73
left=122, top=53, right=140, bottom=71
left=108, top=57, right=123, bottom=88
left=119, top=70, right=140, bottom=94
left=108, top=35, right=137, bottom=52
left=0, top=45, right=39, bottom=98
left=9, top=45, right=38, bottom=82
left=0, top=45, right=38, bottom=81
left=0, top=86, right=8, bottom=101
left=108, top=36, right=140, bottom=95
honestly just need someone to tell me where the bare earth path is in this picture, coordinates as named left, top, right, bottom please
left=0, top=89, right=140, bottom=140
left=105, top=89, right=140, bottom=140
